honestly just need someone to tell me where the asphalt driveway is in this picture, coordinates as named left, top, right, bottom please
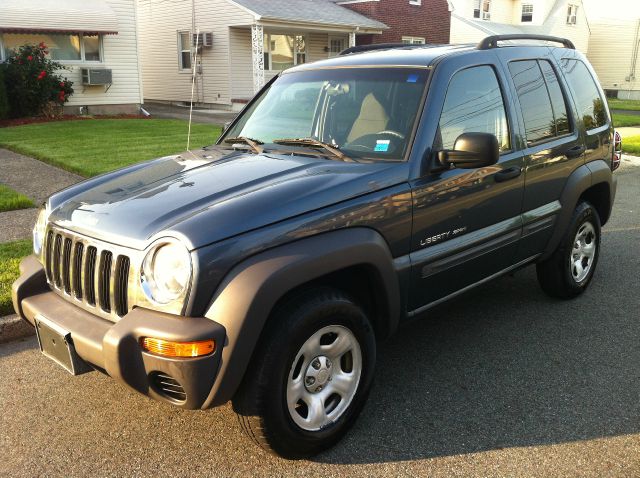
left=1, top=161, right=639, bottom=477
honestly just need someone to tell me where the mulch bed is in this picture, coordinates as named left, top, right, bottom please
left=0, top=114, right=148, bottom=128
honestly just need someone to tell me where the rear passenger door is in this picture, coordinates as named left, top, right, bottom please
left=498, top=52, right=586, bottom=261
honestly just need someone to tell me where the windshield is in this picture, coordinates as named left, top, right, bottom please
left=224, top=67, right=429, bottom=161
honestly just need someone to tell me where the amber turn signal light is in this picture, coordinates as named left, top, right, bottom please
left=141, top=337, right=215, bottom=357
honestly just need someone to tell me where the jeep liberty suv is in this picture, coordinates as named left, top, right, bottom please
left=13, top=35, right=620, bottom=458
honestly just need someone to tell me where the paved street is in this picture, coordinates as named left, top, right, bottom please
left=1, top=161, right=639, bottom=477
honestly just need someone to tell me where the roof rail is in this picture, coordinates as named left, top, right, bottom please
left=477, top=34, right=575, bottom=50
left=339, top=43, right=422, bottom=56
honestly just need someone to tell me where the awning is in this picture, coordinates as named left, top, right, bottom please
left=0, top=0, right=119, bottom=35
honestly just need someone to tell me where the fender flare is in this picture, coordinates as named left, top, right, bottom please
left=541, top=160, right=613, bottom=260
left=201, top=227, right=401, bottom=408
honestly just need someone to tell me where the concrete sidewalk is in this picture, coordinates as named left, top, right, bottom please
left=0, top=149, right=84, bottom=342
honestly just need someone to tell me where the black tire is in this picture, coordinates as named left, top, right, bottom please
left=232, top=288, right=376, bottom=459
left=536, top=201, right=601, bottom=299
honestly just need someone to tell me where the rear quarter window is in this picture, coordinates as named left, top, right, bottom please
left=560, top=59, right=608, bottom=130
left=508, top=59, right=571, bottom=145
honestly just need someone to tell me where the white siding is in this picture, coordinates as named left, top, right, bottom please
left=486, top=0, right=516, bottom=23
left=229, top=28, right=253, bottom=100
left=2, top=0, right=143, bottom=107
left=547, top=1, right=589, bottom=53
left=450, top=15, right=486, bottom=44
left=588, top=19, right=640, bottom=94
left=138, top=0, right=255, bottom=106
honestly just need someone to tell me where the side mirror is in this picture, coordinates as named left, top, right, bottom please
left=436, top=132, right=499, bottom=169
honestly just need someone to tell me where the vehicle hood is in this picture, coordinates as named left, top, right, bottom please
left=48, top=147, right=406, bottom=250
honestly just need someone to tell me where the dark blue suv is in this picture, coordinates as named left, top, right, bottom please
left=13, top=35, right=621, bottom=458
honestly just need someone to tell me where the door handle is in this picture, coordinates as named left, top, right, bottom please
left=566, top=144, right=586, bottom=159
left=494, top=166, right=522, bottom=183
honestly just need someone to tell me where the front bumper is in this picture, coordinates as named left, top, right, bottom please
left=12, top=255, right=226, bottom=410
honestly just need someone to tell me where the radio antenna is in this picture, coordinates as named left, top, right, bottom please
left=187, top=28, right=199, bottom=151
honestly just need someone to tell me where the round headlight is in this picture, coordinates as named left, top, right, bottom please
left=141, top=241, right=192, bottom=305
left=33, top=208, right=48, bottom=256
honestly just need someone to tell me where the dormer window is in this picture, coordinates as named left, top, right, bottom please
left=474, top=0, right=491, bottom=20
left=521, top=4, right=533, bottom=22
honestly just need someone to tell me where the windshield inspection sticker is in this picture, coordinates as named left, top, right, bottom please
left=375, top=139, right=390, bottom=152
left=407, top=74, right=419, bottom=83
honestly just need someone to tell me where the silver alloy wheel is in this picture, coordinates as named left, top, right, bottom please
left=570, top=221, right=597, bottom=283
left=286, top=325, right=362, bottom=432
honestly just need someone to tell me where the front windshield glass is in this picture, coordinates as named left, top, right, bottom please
left=224, top=67, right=429, bottom=161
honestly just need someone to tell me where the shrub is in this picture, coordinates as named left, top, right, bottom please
left=0, top=66, right=9, bottom=119
left=3, top=42, right=73, bottom=118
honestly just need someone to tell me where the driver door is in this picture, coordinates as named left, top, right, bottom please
left=408, top=60, right=525, bottom=312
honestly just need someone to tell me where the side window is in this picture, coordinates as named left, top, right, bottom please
left=509, top=60, right=555, bottom=143
left=539, top=60, right=570, bottom=136
left=561, top=59, right=607, bottom=130
left=509, top=60, right=571, bottom=144
left=437, top=65, right=510, bottom=152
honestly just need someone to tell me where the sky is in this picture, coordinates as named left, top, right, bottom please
left=582, top=0, right=640, bottom=20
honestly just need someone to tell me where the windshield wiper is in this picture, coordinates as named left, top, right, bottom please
left=223, top=136, right=264, bottom=154
left=272, top=138, right=355, bottom=162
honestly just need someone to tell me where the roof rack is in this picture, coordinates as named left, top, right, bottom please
left=477, top=34, right=575, bottom=50
left=339, top=43, right=442, bottom=56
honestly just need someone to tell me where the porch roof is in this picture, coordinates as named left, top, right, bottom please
left=0, top=0, right=118, bottom=35
left=229, top=0, right=388, bottom=31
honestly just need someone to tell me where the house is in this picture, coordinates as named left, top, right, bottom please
left=0, top=0, right=143, bottom=114
left=137, top=0, right=388, bottom=111
left=331, top=0, right=451, bottom=45
left=587, top=17, right=640, bottom=100
left=449, top=0, right=590, bottom=52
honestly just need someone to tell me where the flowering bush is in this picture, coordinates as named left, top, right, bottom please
left=3, top=43, right=74, bottom=118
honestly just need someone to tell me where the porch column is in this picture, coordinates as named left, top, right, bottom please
left=251, top=24, right=265, bottom=93
left=349, top=31, right=356, bottom=48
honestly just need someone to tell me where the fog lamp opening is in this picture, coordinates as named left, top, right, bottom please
left=141, top=337, right=215, bottom=357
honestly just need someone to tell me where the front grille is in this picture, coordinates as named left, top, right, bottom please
left=43, top=227, right=133, bottom=320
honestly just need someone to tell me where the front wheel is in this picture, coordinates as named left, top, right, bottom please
left=232, top=288, right=376, bottom=459
left=536, top=201, right=601, bottom=299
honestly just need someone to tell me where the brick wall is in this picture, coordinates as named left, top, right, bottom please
left=339, top=0, right=451, bottom=45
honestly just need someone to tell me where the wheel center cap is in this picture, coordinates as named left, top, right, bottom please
left=317, top=369, right=329, bottom=384
left=304, top=355, right=333, bottom=392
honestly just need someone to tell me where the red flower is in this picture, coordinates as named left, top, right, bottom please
left=27, top=55, right=33, bottom=61
left=60, top=81, right=65, bottom=88
left=39, top=42, right=47, bottom=49
left=37, top=70, right=46, bottom=80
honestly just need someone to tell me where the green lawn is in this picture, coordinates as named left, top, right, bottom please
left=608, top=98, right=640, bottom=111
left=0, top=240, right=32, bottom=316
left=612, top=113, right=640, bottom=127
left=622, top=135, right=640, bottom=155
left=0, top=184, right=34, bottom=212
left=0, top=119, right=222, bottom=177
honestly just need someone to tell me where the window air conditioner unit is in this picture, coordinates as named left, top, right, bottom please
left=81, top=68, right=112, bottom=85
left=193, top=32, right=213, bottom=47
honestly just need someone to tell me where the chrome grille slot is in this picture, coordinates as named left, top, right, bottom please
left=114, top=256, right=130, bottom=317
left=85, top=246, right=97, bottom=306
left=45, top=230, right=54, bottom=281
left=98, top=250, right=113, bottom=313
left=52, top=234, right=62, bottom=287
left=72, top=243, right=84, bottom=299
left=43, top=225, right=135, bottom=322
left=62, top=237, right=72, bottom=294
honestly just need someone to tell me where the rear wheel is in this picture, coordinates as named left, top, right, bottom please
left=232, top=288, right=376, bottom=459
left=536, top=201, right=601, bottom=299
